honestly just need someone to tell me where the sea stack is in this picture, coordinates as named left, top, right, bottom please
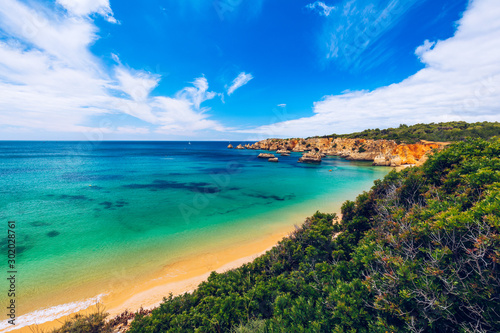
left=298, top=152, right=322, bottom=164
left=227, top=144, right=233, bottom=149
left=236, top=144, right=245, bottom=149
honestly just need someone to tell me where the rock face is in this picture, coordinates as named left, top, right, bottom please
left=248, top=137, right=448, bottom=167
left=235, top=144, right=244, bottom=149
left=298, top=152, right=322, bottom=164
left=258, top=153, right=275, bottom=159
left=268, top=157, right=279, bottom=162
left=227, top=144, right=233, bottom=149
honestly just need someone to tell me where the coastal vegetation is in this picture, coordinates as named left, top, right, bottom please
left=50, top=137, right=500, bottom=332
left=125, top=138, right=500, bottom=332
left=321, top=121, right=500, bottom=144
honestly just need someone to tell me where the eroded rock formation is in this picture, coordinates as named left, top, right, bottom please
left=247, top=137, right=448, bottom=167
left=258, top=153, right=275, bottom=159
left=298, top=152, right=322, bottom=164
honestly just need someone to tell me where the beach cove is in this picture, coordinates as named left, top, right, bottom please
left=0, top=141, right=389, bottom=332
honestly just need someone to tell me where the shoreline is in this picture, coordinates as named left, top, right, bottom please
left=5, top=224, right=299, bottom=333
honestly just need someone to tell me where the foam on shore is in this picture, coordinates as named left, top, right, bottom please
left=0, top=294, right=105, bottom=333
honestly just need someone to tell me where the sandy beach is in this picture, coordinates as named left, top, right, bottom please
left=7, top=225, right=297, bottom=333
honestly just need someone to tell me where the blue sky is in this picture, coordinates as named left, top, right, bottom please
left=0, top=0, right=499, bottom=140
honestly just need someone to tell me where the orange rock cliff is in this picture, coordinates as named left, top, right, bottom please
left=243, top=138, right=449, bottom=167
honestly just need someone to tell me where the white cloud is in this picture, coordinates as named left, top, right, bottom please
left=115, top=66, right=160, bottom=102
left=56, top=0, right=117, bottom=23
left=153, top=77, right=223, bottom=134
left=227, top=72, right=254, bottom=96
left=0, top=0, right=225, bottom=139
left=321, top=0, right=421, bottom=70
left=415, top=39, right=435, bottom=59
left=278, top=104, right=287, bottom=107
left=306, top=1, right=335, bottom=16
left=239, top=0, right=500, bottom=137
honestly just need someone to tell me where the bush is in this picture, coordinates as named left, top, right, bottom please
left=51, top=307, right=111, bottom=333
left=128, top=139, right=500, bottom=333
left=324, top=121, right=500, bottom=143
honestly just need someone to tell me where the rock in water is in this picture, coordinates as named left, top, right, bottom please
left=236, top=144, right=245, bottom=149
left=258, top=153, right=275, bottom=159
left=298, top=152, right=322, bottom=164
left=227, top=144, right=233, bottom=149
left=268, top=157, right=279, bottom=162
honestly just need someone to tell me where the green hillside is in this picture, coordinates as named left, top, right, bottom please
left=321, top=121, right=500, bottom=144
left=53, top=137, right=500, bottom=333
left=125, top=138, right=500, bottom=332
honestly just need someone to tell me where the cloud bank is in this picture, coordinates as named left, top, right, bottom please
left=0, top=0, right=224, bottom=138
left=56, top=0, right=118, bottom=23
left=241, top=0, right=500, bottom=137
left=320, top=0, right=422, bottom=70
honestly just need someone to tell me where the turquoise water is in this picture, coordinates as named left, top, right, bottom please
left=0, top=141, right=389, bottom=321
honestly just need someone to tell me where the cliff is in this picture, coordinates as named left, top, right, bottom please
left=246, top=137, right=449, bottom=167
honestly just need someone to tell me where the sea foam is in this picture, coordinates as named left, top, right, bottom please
left=0, top=294, right=106, bottom=332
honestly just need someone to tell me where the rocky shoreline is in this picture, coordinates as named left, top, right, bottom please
left=233, top=138, right=449, bottom=167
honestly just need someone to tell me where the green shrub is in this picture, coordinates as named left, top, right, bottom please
left=128, top=138, right=500, bottom=333
left=324, top=121, right=500, bottom=143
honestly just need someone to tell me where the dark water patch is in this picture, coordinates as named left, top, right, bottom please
left=30, top=221, right=51, bottom=227
left=47, top=230, right=60, bottom=238
left=87, top=185, right=103, bottom=190
left=123, top=180, right=221, bottom=194
left=115, top=199, right=129, bottom=208
left=17, top=245, right=28, bottom=254
left=245, top=192, right=296, bottom=202
left=58, top=194, right=90, bottom=201
left=208, top=207, right=241, bottom=216
left=0, top=235, right=32, bottom=256
left=46, top=194, right=55, bottom=197
left=99, top=201, right=113, bottom=209
left=98, top=200, right=129, bottom=210
left=225, top=186, right=242, bottom=191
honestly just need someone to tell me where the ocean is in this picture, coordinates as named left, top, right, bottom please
left=0, top=141, right=389, bottom=330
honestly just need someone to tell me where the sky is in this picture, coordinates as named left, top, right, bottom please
left=0, top=0, right=499, bottom=140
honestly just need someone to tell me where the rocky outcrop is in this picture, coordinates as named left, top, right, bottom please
left=298, top=152, right=322, bottom=164
left=268, top=157, right=279, bottom=162
left=248, top=137, right=448, bottom=167
left=227, top=144, right=233, bottom=149
left=236, top=144, right=245, bottom=149
left=258, top=153, right=275, bottom=159
left=373, top=154, right=403, bottom=167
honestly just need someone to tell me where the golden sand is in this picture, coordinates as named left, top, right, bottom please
left=16, top=225, right=295, bottom=333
